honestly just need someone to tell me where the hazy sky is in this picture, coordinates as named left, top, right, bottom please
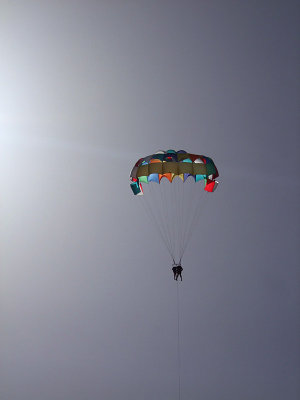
left=1, top=1, right=299, bottom=399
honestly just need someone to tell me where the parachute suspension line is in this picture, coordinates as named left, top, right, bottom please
left=139, top=187, right=174, bottom=261
left=170, top=179, right=178, bottom=261
left=178, top=179, right=185, bottom=263
left=179, top=180, right=207, bottom=261
left=169, top=180, right=175, bottom=259
left=150, top=181, right=172, bottom=259
left=181, top=190, right=208, bottom=260
left=182, top=179, right=195, bottom=260
left=159, top=182, right=175, bottom=259
left=171, top=178, right=183, bottom=263
left=180, top=178, right=189, bottom=260
left=177, top=281, right=181, bottom=400
left=175, top=179, right=182, bottom=263
left=178, top=178, right=193, bottom=260
left=162, top=181, right=175, bottom=258
left=180, top=194, right=196, bottom=259
left=153, top=181, right=175, bottom=259
left=174, top=179, right=186, bottom=263
left=155, top=181, right=176, bottom=261
left=139, top=178, right=209, bottom=264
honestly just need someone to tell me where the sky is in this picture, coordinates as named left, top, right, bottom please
left=0, top=1, right=299, bottom=399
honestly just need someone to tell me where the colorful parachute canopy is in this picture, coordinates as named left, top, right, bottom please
left=130, top=149, right=219, bottom=194
left=130, top=150, right=219, bottom=263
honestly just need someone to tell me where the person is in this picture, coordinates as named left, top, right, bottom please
left=172, top=265, right=177, bottom=280
left=172, top=264, right=183, bottom=281
left=176, top=264, right=183, bottom=281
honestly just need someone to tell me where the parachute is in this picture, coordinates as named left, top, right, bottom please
left=130, top=149, right=219, bottom=264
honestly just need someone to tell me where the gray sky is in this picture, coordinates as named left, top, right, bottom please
left=1, top=1, right=299, bottom=399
